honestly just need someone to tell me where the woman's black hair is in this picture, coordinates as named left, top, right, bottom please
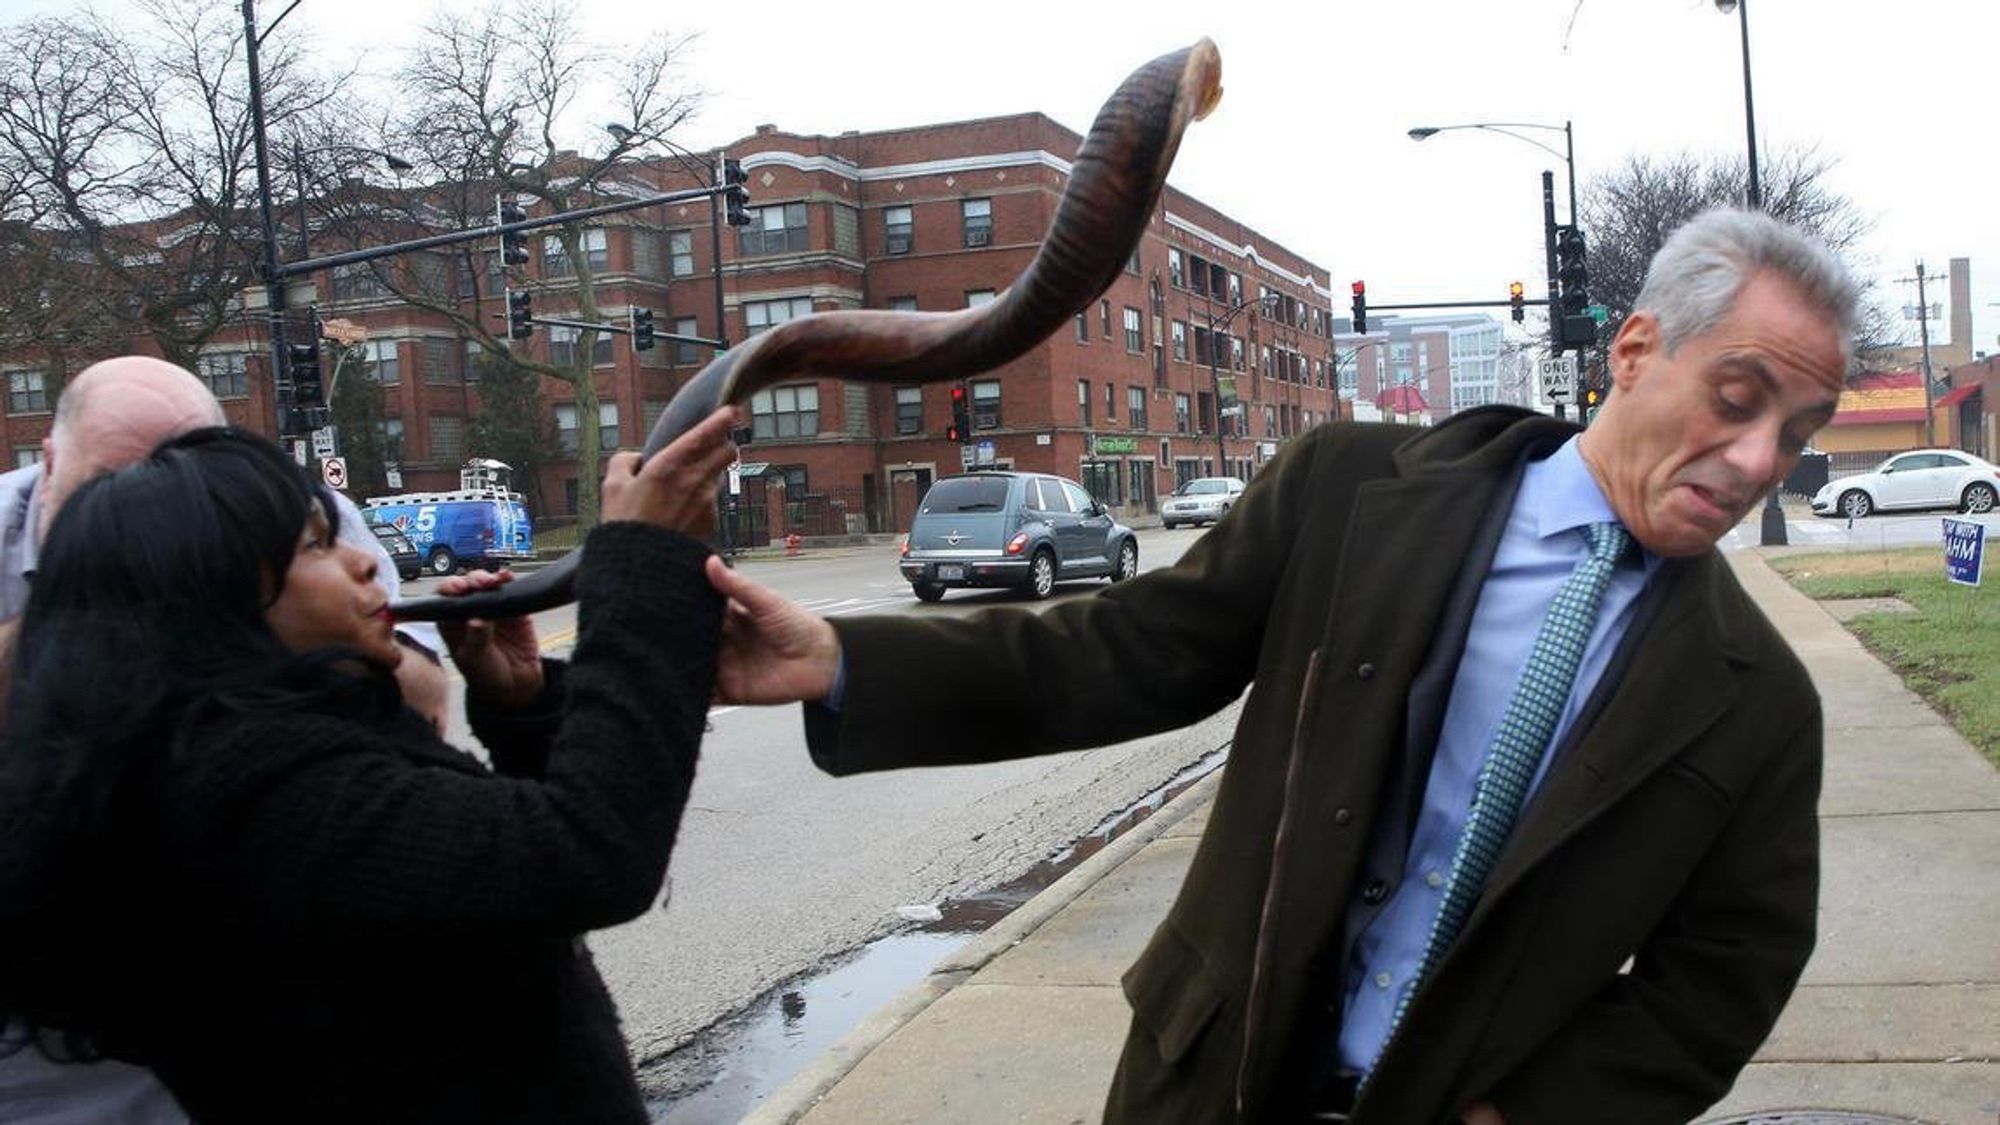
left=0, top=426, right=399, bottom=1059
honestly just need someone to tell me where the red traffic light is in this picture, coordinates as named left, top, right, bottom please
left=950, top=386, right=966, bottom=404
left=1350, top=280, right=1365, bottom=296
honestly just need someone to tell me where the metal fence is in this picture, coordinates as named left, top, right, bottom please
left=780, top=485, right=879, bottom=536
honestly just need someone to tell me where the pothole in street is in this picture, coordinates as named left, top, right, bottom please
left=643, top=747, right=1226, bottom=1123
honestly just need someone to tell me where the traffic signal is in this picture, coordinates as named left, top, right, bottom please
left=288, top=338, right=324, bottom=406
left=1555, top=225, right=1597, bottom=348
left=1349, top=280, right=1367, bottom=334
left=1583, top=380, right=1604, bottom=411
left=505, top=288, right=534, bottom=340
left=947, top=384, right=971, bottom=443
left=496, top=197, right=530, bottom=266
left=1509, top=280, right=1526, bottom=324
left=722, top=157, right=752, bottom=227
left=630, top=307, right=656, bottom=351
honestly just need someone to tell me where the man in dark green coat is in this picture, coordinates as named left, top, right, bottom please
left=706, top=208, right=1860, bottom=1124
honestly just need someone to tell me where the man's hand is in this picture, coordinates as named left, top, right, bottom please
left=601, top=406, right=743, bottom=536
left=1462, top=1101, right=1505, bottom=1125
left=436, top=569, right=544, bottom=709
left=704, top=555, right=842, bottom=705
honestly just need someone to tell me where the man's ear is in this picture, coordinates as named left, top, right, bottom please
left=38, top=434, right=55, bottom=479
left=1608, top=310, right=1660, bottom=393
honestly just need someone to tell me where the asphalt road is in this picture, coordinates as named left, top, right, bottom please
left=420, top=526, right=1230, bottom=1068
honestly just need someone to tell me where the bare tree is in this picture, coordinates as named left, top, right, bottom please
left=1578, top=147, right=1889, bottom=375
left=320, top=0, right=702, bottom=528
left=0, top=0, right=345, bottom=370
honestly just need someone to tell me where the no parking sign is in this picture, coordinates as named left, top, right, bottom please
left=321, top=456, right=348, bottom=491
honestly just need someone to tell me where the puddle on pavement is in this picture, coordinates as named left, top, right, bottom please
left=643, top=747, right=1226, bottom=1123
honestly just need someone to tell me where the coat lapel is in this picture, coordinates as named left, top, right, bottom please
left=1469, top=555, right=1745, bottom=926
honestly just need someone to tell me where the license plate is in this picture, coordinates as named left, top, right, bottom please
left=937, top=564, right=966, bottom=581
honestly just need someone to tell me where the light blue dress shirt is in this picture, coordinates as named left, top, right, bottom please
left=1336, top=436, right=1658, bottom=1074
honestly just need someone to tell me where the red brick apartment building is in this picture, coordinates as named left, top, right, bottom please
left=0, top=112, right=1342, bottom=535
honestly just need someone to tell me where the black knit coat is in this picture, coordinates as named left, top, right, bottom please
left=107, top=524, right=721, bottom=1124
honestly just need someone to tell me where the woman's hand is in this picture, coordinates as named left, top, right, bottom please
left=601, top=406, right=743, bottom=535
left=436, top=569, right=544, bottom=708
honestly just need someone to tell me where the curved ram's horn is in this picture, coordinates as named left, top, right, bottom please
left=395, top=39, right=1222, bottom=622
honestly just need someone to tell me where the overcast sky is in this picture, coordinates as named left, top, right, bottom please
left=20, top=0, right=2000, bottom=362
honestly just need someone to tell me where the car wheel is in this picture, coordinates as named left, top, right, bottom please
left=1838, top=490, right=1872, bottom=519
left=1162, top=519, right=1178, bottom=530
left=1110, top=539, right=1138, bottom=582
left=1025, top=549, right=1056, bottom=600
left=1961, top=481, right=1998, bottom=514
left=912, top=581, right=946, bottom=603
left=426, top=546, right=458, bottom=576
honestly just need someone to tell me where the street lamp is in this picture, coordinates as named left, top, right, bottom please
left=1201, top=294, right=1276, bottom=475
left=606, top=123, right=730, bottom=353
left=1716, top=0, right=1785, bottom=546
left=1408, top=120, right=1576, bottom=228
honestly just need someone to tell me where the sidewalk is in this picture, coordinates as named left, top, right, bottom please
left=746, top=551, right=1999, bottom=1125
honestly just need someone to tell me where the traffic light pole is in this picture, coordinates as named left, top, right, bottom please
left=241, top=0, right=293, bottom=436
left=1542, top=171, right=1565, bottom=422
left=711, top=152, right=730, bottom=352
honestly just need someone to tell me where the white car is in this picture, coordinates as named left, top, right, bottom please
left=1811, top=448, right=2000, bottom=519
left=1161, top=476, right=1246, bottom=529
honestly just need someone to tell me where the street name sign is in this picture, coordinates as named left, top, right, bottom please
left=1942, top=518, right=1985, bottom=586
left=1539, top=355, right=1579, bottom=403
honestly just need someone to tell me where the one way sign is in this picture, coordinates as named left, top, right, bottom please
left=1539, top=355, right=1578, bottom=403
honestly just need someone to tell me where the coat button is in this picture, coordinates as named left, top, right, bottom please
left=1356, top=662, right=1377, bottom=679
left=1333, top=807, right=1353, bottom=827
left=1361, top=878, right=1389, bottom=905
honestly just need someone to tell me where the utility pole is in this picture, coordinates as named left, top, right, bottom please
left=1916, top=260, right=1938, bottom=447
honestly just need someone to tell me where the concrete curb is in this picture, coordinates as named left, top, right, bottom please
left=741, top=768, right=1223, bottom=1125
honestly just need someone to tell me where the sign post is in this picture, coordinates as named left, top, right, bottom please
left=1942, top=518, right=1985, bottom=586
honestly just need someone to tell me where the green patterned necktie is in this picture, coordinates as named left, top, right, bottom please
left=1386, top=520, right=1631, bottom=1046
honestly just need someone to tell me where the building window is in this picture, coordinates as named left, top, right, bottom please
left=548, top=325, right=612, bottom=368
left=598, top=402, right=620, bottom=450
left=1169, top=248, right=1185, bottom=289
left=1171, top=320, right=1188, bottom=363
left=750, top=384, right=820, bottom=440
left=195, top=353, right=249, bottom=399
left=1075, top=313, right=1089, bottom=342
left=1105, top=381, right=1116, bottom=420
left=1100, top=299, right=1111, bottom=338
left=542, top=228, right=608, bottom=277
left=669, top=230, right=695, bottom=277
left=674, top=316, right=701, bottom=364
left=430, top=414, right=465, bottom=462
left=632, top=228, right=662, bottom=279
left=966, top=289, right=996, bottom=308
left=361, top=340, right=400, bottom=384
left=1123, top=307, right=1142, bottom=353
left=744, top=296, right=814, bottom=336
left=961, top=198, right=992, bottom=248
left=1127, top=386, right=1147, bottom=431
left=738, top=202, right=810, bottom=257
left=1175, top=392, right=1190, bottom=433
left=6, top=370, right=48, bottom=414
left=971, top=379, right=1001, bottom=429
left=887, top=296, right=918, bottom=312
left=13, top=448, right=40, bottom=468
left=1077, top=379, right=1091, bottom=425
left=376, top=417, right=405, bottom=462
left=884, top=206, right=913, bottom=254
left=1228, top=272, right=1242, bottom=304
left=422, top=338, right=462, bottom=386
left=554, top=404, right=579, bottom=454
left=1126, top=247, right=1141, bottom=275
left=1232, top=337, right=1245, bottom=371
left=894, top=386, right=923, bottom=435
left=330, top=263, right=389, bottom=301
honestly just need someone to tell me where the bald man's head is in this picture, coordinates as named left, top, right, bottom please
left=39, top=356, right=229, bottom=542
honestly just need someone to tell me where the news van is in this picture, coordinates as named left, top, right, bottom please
left=363, top=459, right=535, bottom=577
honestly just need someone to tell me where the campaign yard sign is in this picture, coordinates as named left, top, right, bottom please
left=1942, top=518, right=1985, bottom=587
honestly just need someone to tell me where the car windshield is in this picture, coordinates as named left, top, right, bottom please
left=371, top=524, right=410, bottom=549
left=921, top=476, right=1012, bottom=514
left=1179, top=479, right=1231, bottom=495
